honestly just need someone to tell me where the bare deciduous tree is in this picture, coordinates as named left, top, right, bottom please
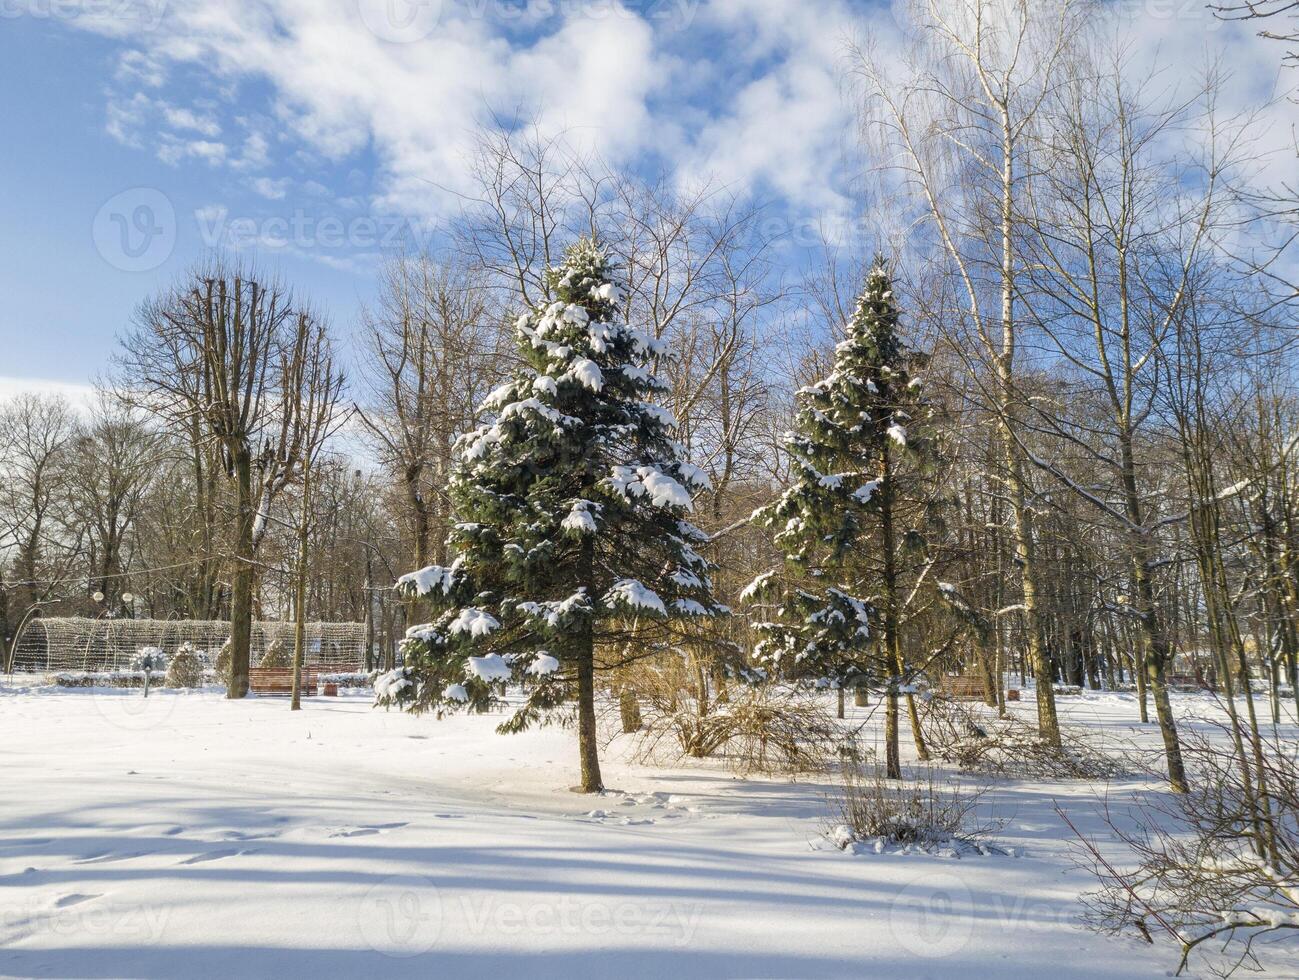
left=120, top=263, right=343, bottom=698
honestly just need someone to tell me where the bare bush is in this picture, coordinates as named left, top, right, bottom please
left=1065, top=716, right=1299, bottom=977
left=923, top=695, right=1132, bottom=780
left=620, top=659, right=843, bottom=775
left=825, top=759, right=999, bottom=854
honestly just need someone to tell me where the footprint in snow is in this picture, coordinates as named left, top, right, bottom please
left=54, top=894, right=101, bottom=908
left=74, top=850, right=152, bottom=865
left=580, top=809, right=660, bottom=827
left=330, top=822, right=409, bottom=838
left=179, top=848, right=258, bottom=865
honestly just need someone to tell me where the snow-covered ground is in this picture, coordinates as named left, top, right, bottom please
left=1, top=680, right=1292, bottom=979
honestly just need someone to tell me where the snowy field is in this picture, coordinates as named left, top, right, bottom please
left=2, top=680, right=1294, bottom=979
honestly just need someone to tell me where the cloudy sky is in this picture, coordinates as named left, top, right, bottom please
left=0, top=0, right=1292, bottom=398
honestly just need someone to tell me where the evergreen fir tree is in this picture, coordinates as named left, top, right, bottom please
left=379, top=238, right=725, bottom=792
left=743, top=259, right=937, bottom=778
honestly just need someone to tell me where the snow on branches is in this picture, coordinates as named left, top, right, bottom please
left=379, top=238, right=727, bottom=759
left=744, top=259, right=932, bottom=688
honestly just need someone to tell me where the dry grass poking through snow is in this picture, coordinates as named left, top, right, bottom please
left=824, top=758, right=1004, bottom=856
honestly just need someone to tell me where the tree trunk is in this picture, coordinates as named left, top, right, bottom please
left=363, top=554, right=375, bottom=672
left=879, top=445, right=928, bottom=765
left=619, top=689, right=641, bottom=733
left=575, top=637, right=603, bottom=793
left=975, top=632, right=998, bottom=707
left=575, top=538, right=603, bottom=793
left=992, top=99, right=1060, bottom=748
left=291, top=465, right=311, bottom=712
left=406, top=465, right=430, bottom=569
left=885, top=685, right=900, bottom=780
left=1004, top=441, right=1060, bottom=746
left=228, top=449, right=254, bottom=699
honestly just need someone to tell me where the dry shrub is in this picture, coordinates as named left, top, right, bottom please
left=826, top=758, right=999, bottom=853
left=707, top=684, right=844, bottom=776
left=616, top=650, right=843, bottom=774
left=922, top=695, right=1130, bottom=780
left=1066, top=716, right=1299, bottom=978
left=164, top=642, right=204, bottom=688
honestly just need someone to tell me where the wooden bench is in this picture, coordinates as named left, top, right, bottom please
left=249, top=668, right=318, bottom=697
left=939, top=675, right=1020, bottom=702
left=941, top=675, right=987, bottom=700
left=1168, top=673, right=1208, bottom=693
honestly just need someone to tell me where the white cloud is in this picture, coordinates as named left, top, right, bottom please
left=250, top=175, right=290, bottom=199
left=0, top=377, right=98, bottom=411
left=157, top=137, right=228, bottom=166
left=73, top=0, right=671, bottom=218
left=68, top=0, right=1297, bottom=251
left=672, top=0, right=860, bottom=223
left=160, top=104, right=222, bottom=137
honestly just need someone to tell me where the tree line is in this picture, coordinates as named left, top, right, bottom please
left=2, top=0, right=1296, bottom=789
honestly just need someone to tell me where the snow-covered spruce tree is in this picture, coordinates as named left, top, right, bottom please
left=380, top=238, right=724, bottom=792
left=743, top=260, right=938, bottom=779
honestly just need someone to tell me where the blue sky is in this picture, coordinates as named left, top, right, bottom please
left=0, top=0, right=1291, bottom=395
left=0, top=13, right=410, bottom=385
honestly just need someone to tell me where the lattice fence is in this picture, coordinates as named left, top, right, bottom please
left=8, top=618, right=366, bottom=674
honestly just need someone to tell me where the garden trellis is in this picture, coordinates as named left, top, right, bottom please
left=8, top=618, right=367, bottom=674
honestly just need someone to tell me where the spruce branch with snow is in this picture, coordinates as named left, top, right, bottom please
left=378, top=238, right=726, bottom=792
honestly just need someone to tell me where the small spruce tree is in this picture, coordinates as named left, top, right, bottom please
left=381, top=238, right=725, bottom=792
left=744, top=259, right=938, bottom=778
